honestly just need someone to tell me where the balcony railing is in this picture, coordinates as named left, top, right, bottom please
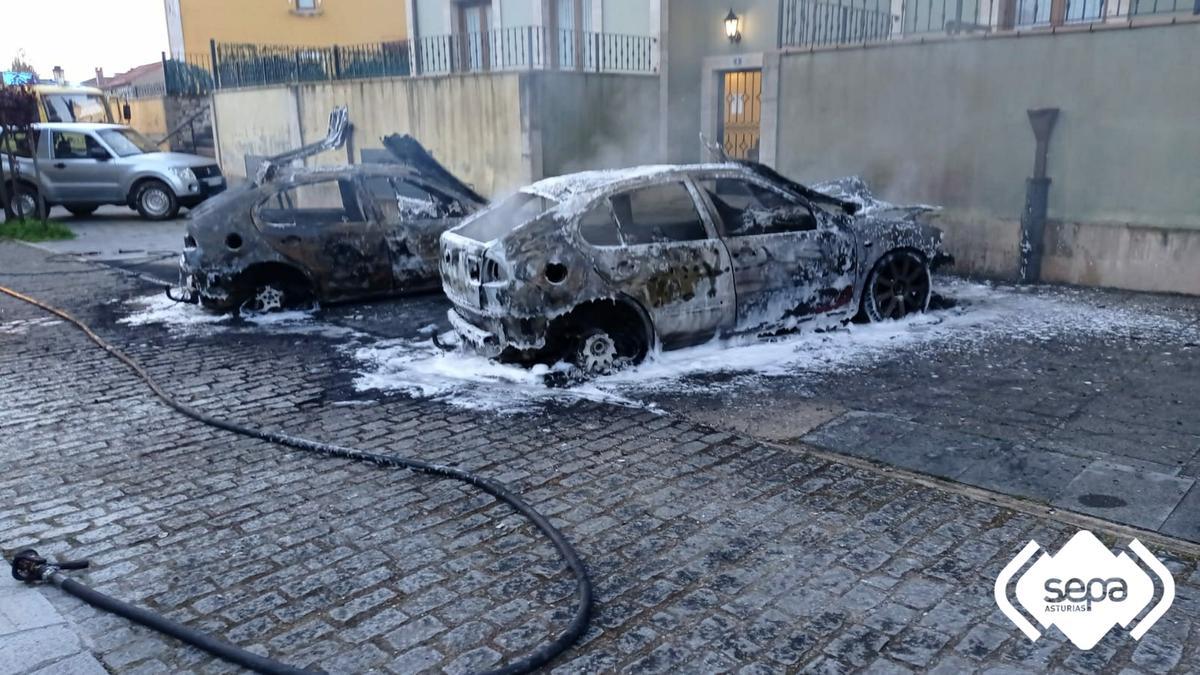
left=165, top=27, right=657, bottom=92
left=780, top=0, right=1199, bottom=48
left=413, top=27, right=657, bottom=75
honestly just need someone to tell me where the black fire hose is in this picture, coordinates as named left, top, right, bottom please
left=0, top=283, right=592, bottom=675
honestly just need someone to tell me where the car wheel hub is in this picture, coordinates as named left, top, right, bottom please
left=579, top=333, right=617, bottom=374
left=14, top=193, right=35, bottom=217
left=142, top=189, right=170, bottom=216
left=247, top=286, right=284, bottom=313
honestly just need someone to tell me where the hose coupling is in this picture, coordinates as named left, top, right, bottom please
left=11, top=549, right=89, bottom=584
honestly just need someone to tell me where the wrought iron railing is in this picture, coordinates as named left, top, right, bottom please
left=164, top=53, right=215, bottom=96
left=414, top=27, right=656, bottom=75
left=780, top=0, right=1198, bottom=47
left=167, top=27, right=656, bottom=91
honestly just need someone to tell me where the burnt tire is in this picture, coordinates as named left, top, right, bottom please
left=863, top=250, right=931, bottom=322
left=8, top=184, right=43, bottom=219
left=567, top=323, right=648, bottom=376
left=66, top=205, right=98, bottom=217
left=134, top=180, right=179, bottom=221
left=237, top=281, right=314, bottom=315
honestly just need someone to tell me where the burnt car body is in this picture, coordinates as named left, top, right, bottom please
left=440, top=161, right=952, bottom=373
left=180, top=132, right=487, bottom=312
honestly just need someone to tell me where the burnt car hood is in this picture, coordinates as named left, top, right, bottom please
left=382, top=134, right=487, bottom=207
left=812, top=175, right=938, bottom=223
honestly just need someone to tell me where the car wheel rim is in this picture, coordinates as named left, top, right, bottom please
left=14, top=193, right=35, bottom=217
left=245, top=285, right=284, bottom=313
left=142, top=188, right=171, bottom=216
left=871, top=254, right=929, bottom=320
left=579, top=333, right=617, bottom=374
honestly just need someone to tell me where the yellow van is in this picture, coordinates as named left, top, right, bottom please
left=31, top=84, right=121, bottom=124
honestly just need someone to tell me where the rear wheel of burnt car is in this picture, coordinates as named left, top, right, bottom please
left=134, top=180, right=180, bottom=221
left=863, top=249, right=931, bottom=322
left=239, top=283, right=312, bottom=314
left=573, top=329, right=620, bottom=375
left=560, top=306, right=651, bottom=376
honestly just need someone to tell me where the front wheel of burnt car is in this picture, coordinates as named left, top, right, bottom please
left=862, top=249, right=932, bottom=322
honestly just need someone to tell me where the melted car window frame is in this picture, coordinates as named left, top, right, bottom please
left=608, top=181, right=710, bottom=246
left=255, top=176, right=367, bottom=228
left=700, top=176, right=819, bottom=237
left=577, top=198, right=623, bottom=247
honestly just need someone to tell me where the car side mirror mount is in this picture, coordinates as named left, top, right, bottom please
left=88, top=147, right=110, bottom=161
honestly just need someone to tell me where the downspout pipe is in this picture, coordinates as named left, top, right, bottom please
left=1019, top=107, right=1058, bottom=284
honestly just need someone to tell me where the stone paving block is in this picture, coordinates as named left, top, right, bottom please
left=1052, top=460, right=1194, bottom=530
left=1160, top=483, right=1200, bottom=541
left=0, top=624, right=84, bottom=673
left=957, top=445, right=1092, bottom=503
left=0, top=579, right=63, bottom=634
left=28, top=652, right=109, bottom=675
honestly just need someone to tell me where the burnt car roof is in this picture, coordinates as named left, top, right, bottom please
left=520, top=161, right=861, bottom=216
left=522, top=163, right=737, bottom=203
left=265, top=134, right=487, bottom=207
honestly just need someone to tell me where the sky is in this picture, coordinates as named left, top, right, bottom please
left=1, top=0, right=169, bottom=83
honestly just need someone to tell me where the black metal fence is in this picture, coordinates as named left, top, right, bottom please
left=163, top=27, right=657, bottom=92
left=164, top=53, right=215, bottom=96
left=414, top=27, right=657, bottom=75
left=780, top=0, right=1198, bottom=47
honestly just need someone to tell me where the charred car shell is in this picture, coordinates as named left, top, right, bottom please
left=180, top=134, right=487, bottom=312
left=441, top=162, right=952, bottom=372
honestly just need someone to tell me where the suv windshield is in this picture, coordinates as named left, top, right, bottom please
left=42, top=94, right=109, bottom=123
left=454, top=192, right=557, bottom=242
left=97, top=129, right=158, bottom=157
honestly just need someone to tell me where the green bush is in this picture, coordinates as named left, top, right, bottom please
left=0, top=218, right=75, bottom=242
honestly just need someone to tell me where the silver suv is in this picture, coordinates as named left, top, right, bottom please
left=0, top=122, right=224, bottom=220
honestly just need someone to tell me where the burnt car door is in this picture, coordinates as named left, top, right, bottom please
left=698, top=176, right=856, bottom=332
left=587, top=180, right=735, bottom=347
left=361, top=173, right=472, bottom=291
left=254, top=176, right=392, bottom=300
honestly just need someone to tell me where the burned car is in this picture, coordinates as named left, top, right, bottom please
left=179, top=110, right=487, bottom=312
left=440, top=161, right=952, bottom=374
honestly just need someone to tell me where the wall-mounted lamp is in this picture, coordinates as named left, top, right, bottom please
left=724, top=9, right=742, bottom=43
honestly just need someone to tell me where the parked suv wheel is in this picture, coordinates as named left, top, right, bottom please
left=134, top=180, right=180, bottom=221
left=9, top=184, right=43, bottom=219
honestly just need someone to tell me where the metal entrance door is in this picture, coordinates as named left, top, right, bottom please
left=718, top=70, right=762, bottom=161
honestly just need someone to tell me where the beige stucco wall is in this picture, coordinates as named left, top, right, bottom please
left=295, top=74, right=527, bottom=197
left=125, top=97, right=169, bottom=139
left=212, top=73, right=526, bottom=196
left=212, top=86, right=304, bottom=180
left=772, top=21, right=1200, bottom=292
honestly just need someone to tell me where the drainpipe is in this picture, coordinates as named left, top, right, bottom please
left=1019, top=107, right=1058, bottom=284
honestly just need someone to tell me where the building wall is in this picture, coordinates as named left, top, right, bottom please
left=531, top=71, right=660, bottom=177
left=772, top=21, right=1200, bottom=293
left=125, top=98, right=170, bottom=139
left=212, top=70, right=660, bottom=197
left=212, top=73, right=527, bottom=196
left=662, top=0, right=777, bottom=164
left=175, top=0, right=409, bottom=54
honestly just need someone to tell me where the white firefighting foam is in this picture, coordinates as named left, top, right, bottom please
left=349, top=278, right=1200, bottom=413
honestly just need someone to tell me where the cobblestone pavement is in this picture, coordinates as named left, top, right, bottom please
left=2, top=242, right=1199, bottom=674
